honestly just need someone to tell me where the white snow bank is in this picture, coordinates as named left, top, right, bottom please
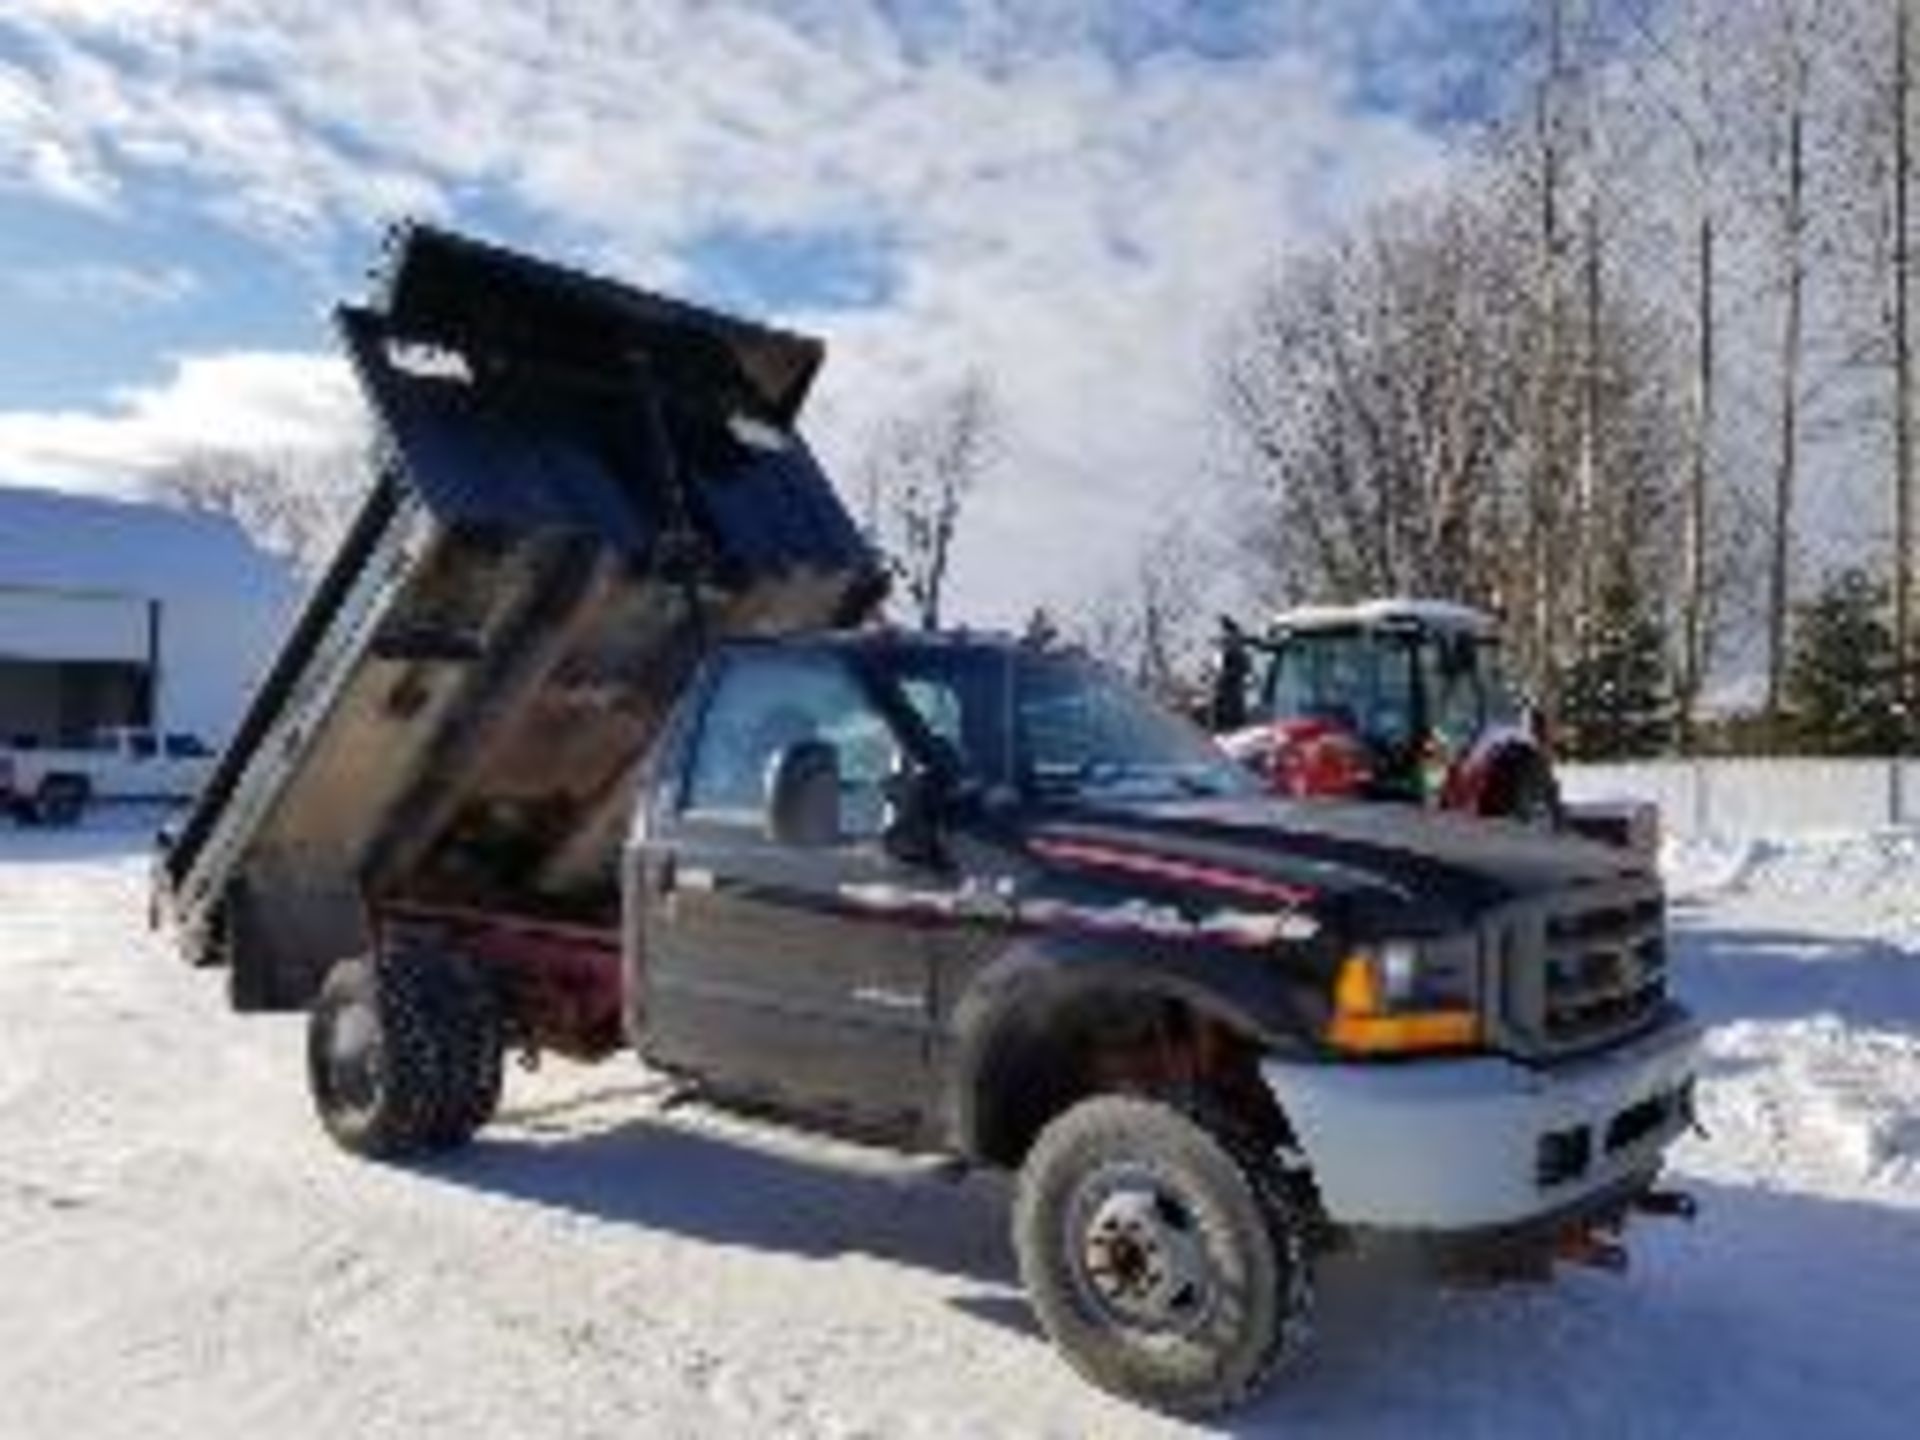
left=1665, top=825, right=1920, bottom=901
left=1661, top=832, right=1772, bottom=898
left=1693, top=1017, right=1920, bottom=1193
left=1662, top=827, right=1920, bottom=1213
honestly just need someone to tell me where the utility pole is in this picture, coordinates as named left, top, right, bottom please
left=1895, top=0, right=1914, bottom=736
left=1681, top=156, right=1715, bottom=750
left=1765, top=33, right=1808, bottom=739
left=1531, top=0, right=1570, bottom=708
left=1577, top=196, right=1604, bottom=655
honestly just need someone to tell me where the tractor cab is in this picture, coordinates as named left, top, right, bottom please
left=1212, top=599, right=1555, bottom=822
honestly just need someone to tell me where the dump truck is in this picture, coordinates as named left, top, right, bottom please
left=155, top=227, right=1702, bottom=1417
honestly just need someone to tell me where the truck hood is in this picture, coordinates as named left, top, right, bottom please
left=1027, top=795, right=1653, bottom=934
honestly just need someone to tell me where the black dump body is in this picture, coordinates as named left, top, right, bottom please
left=160, top=225, right=882, bottom=1008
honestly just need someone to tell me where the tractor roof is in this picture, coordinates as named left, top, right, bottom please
left=1270, top=597, right=1499, bottom=637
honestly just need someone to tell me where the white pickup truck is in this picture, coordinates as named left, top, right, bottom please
left=1, top=727, right=215, bottom=825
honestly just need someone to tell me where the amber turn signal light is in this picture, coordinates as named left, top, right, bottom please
left=1326, top=952, right=1481, bottom=1055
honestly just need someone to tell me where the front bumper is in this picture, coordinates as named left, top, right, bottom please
left=1260, top=1012, right=1702, bottom=1232
left=1562, top=797, right=1662, bottom=857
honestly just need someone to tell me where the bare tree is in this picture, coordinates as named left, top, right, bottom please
left=1070, top=519, right=1214, bottom=708
left=1610, top=0, right=1738, bottom=744
left=1897, top=0, right=1915, bottom=711
left=1763, top=4, right=1815, bottom=733
left=1831, top=0, right=1920, bottom=712
left=148, top=443, right=375, bottom=579
left=857, top=374, right=999, bottom=631
left=1609, top=0, right=1890, bottom=736
left=1524, top=0, right=1578, bottom=704
left=1208, top=0, right=1920, bottom=748
left=1220, top=190, right=1525, bottom=611
left=1217, top=163, right=1689, bottom=706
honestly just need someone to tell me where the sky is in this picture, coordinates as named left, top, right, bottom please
left=0, top=1, right=1530, bottom=625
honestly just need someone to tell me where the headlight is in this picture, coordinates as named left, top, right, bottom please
left=1378, top=939, right=1421, bottom=1005
left=1327, top=934, right=1482, bottom=1055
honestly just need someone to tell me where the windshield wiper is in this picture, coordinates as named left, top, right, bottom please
left=1166, top=768, right=1230, bottom=797
left=1039, top=760, right=1230, bottom=799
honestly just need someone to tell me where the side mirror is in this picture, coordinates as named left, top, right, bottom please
left=1210, top=616, right=1250, bottom=732
left=1524, top=699, right=1555, bottom=756
left=765, top=739, right=841, bottom=848
left=880, top=767, right=943, bottom=866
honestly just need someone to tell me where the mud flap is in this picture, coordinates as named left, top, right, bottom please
left=225, top=877, right=367, bottom=1014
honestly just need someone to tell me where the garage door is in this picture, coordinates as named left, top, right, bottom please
left=0, top=587, right=148, bottom=663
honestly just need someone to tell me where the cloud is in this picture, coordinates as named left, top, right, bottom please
left=2, top=260, right=199, bottom=309
left=0, top=56, right=116, bottom=208
left=0, top=1, right=1463, bottom=619
left=0, top=349, right=360, bottom=494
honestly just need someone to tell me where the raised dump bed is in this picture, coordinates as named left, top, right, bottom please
left=158, top=225, right=882, bottom=1011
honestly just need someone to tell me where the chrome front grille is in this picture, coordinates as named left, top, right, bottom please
left=1491, top=878, right=1669, bottom=1057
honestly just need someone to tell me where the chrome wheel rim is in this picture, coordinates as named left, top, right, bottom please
left=1066, top=1166, right=1219, bottom=1336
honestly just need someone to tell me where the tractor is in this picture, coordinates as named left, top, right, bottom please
left=1210, top=599, right=1569, bottom=827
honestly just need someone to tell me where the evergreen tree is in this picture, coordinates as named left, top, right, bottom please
left=1781, top=568, right=1907, bottom=754
left=1559, top=569, right=1673, bottom=759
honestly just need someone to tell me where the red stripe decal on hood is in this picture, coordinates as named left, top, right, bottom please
left=1028, top=837, right=1316, bottom=907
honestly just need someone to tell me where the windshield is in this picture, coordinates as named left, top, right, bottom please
left=1422, top=631, right=1522, bottom=749
left=1260, top=628, right=1420, bottom=752
left=862, top=646, right=1255, bottom=803
left=1015, top=653, right=1254, bottom=801
left=1257, top=625, right=1522, bottom=755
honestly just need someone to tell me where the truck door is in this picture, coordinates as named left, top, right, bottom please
left=638, top=649, right=936, bottom=1138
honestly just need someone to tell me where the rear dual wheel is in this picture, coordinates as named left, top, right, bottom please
left=307, top=948, right=503, bottom=1157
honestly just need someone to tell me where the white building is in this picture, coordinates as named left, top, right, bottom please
left=0, top=485, right=299, bottom=746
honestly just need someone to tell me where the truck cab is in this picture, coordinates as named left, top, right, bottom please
left=623, top=630, right=1694, bottom=1164
left=626, top=632, right=1270, bottom=1140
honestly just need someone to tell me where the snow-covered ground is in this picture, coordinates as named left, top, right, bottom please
left=1, top=814, right=1916, bottom=1438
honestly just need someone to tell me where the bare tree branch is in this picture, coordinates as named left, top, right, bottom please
left=857, top=373, right=1000, bottom=631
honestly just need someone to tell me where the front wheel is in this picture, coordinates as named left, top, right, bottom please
left=1013, top=1095, right=1313, bottom=1416
left=1484, top=752, right=1561, bottom=830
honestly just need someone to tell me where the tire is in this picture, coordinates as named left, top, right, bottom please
left=34, top=774, right=89, bottom=827
left=38, top=774, right=90, bottom=827
left=1013, top=1094, right=1313, bottom=1417
left=1485, top=752, right=1561, bottom=830
left=306, top=948, right=501, bottom=1158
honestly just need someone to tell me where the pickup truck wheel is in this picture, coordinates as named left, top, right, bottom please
left=36, top=775, right=90, bottom=827
left=308, top=951, right=455, bottom=1158
left=1013, top=1094, right=1312, bottom=1416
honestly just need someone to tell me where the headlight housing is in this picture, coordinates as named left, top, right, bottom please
left=1326, top=933, right=1482, bottom=1055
